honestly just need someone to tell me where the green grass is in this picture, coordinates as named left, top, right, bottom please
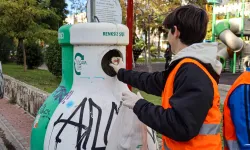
left=133, top=88, right=162, bottom=138
left=132, top=88, right=161, bottom=105
left=2, top=63, right=61, bottom=93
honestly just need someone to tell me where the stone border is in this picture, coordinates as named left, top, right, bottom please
left=3, top=74, right=49, bottom=116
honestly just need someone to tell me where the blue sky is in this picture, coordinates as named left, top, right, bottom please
left=66, top=0, right=72, bottom=10
left=66, top=0, right=87, bottom=13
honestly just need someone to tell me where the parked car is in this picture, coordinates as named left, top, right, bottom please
left=0, top=61, right=4, bottom=99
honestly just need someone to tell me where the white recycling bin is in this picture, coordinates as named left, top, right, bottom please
left=44, top=23, right=159, bottom=150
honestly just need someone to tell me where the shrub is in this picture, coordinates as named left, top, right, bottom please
left=26, top=41, right=44, bottom=69
left=0, top=35, right=14, bottom=63
left=44, top=40, right=62, bottom=77
left=133, top=38, right=145, bottom=62
left=16, top=45, right=23, bottom=65
left=0, top=48, right=11, bottom=64
left=16, top=39, right=43, bottom=69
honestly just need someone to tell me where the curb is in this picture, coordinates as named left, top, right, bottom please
left=0, top=114, right=27, bottom=150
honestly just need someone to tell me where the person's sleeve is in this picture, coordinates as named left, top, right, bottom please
left=228, top=85, right=250, bottom=149
left=133, top=63, right=214, bottom=141
left=117, top=69, right=165, bottom=96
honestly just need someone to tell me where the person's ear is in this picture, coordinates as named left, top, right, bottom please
left=173, top=26, right=180, bottom=38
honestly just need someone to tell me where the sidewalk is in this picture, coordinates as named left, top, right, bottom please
left=0, top=98, right=34, bottom=150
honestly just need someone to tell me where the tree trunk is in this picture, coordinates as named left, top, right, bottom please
left=147, top=15, right=152, bottom=72
left=144, top=30, right=148, bottom=65
left=157, top=31, right=161, bottom=58
left=18, top=38, right=27, bottom=72
left=132, top=8, right=137, bottom=68
left=133, top=9, right=137, bottom=44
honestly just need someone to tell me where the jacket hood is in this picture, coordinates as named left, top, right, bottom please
left=170, top=42, right=222, bottom=75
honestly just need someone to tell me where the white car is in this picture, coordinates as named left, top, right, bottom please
left=0, top=62, right=4, bottom=99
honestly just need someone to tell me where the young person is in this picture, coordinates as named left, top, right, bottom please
left=223, top=66, right=250, bottom=150
left=110, top=4, right=222, bottom=150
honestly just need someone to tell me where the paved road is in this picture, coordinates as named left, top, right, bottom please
left=134, top=63, right=240, bottom=84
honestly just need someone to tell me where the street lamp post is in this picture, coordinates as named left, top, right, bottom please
left=90, top=0, right=96, bottom=22
left=127, top=0, right=133, bottom=90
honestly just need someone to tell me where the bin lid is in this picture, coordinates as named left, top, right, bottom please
left=69, top=23, right=129, bottom=45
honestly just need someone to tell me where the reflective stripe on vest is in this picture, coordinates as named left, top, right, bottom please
left=163, top=124, right=220, bottom=150
left=164, top=142, right=170, bottom=150
left=199, top=124, right=220, bottom=135
left=225, top=140, right=240, bottom=150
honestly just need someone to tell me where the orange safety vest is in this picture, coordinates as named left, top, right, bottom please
left=223, top=71, right=250, bottom=150
left=161, top=58, right=222, bottom=150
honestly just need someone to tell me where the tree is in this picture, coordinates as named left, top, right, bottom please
left=50, top=0, right=69, bottom=26
left=120, top=0, right=127, bottom=25
left=134, top=0, right=179, bottom=71
left=205, top=4, right=212, bottom=40
left=134, top=0, right=207, bottom=70
left=0, top=0, right=59, bottom=71
left=151, top=15, right=168, bottom=58
left=38, top=0, right=69, bottom=30
left=69, top=0, right=87, bottom=14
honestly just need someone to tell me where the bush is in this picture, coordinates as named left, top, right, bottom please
left=16, top=45, right=23, bottom=65
left=150, top=45, right=157, bottom=53
left=133, top=38, right=145, bottom=62
left=26, top=41, right=44, bottom=69
left=16, top=40, right=44, bottom=69
left=0, top=35, right=14, bottom=63
left=45, top=40, right=62, bottom=77
left=0, top=48, right=11, bottom=64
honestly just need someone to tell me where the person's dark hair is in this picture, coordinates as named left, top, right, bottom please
left=163, top=4, right=208, bottom=45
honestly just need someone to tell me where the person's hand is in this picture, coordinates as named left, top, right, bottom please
left=122, top=91, right=143, bottom=109
left=109, top=57, right=125, bottom=73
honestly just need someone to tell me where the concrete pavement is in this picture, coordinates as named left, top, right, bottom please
left=0, top=98, right=34, bottom=150
left=0, top=117, right=24, bottom=150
